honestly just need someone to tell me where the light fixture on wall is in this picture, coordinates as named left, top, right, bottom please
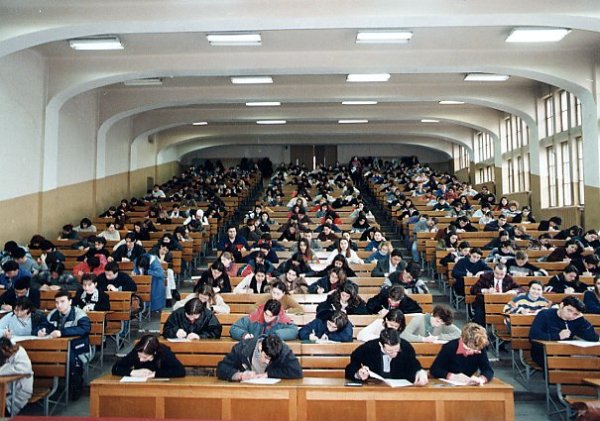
left=421, top=119, right=440, bottom=123
left=207, top=33, right=262, bottom=46
left=346, top=73, right=390, bottom=82
left=68, top=36, right=124, bottom=50
left=439, top=100, right=465, bottom=105
left=123, top=78, right=163, bottom=86
left=338, top=119, right=368, bottom=124
left=464, top=73, right=510, bottom=82
left=231, top=76, right=273, bottom=84
left=192, top=121, right=208, bottom=126
left=506, top=27, right=570, bottom=43
left=246, top=102, right=281, bottom=107
left=356, top=31, right=413, bottom=44
left=257, top=120, right=286, bottom=125
left=342, top=101, right=378, bottom=105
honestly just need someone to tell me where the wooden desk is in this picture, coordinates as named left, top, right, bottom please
left=0, top=374, right=28, bottom=416
left=583, top=378, right=600, bottom=399
left=90, top=375, right=514, bottom=421
left=90, top=375, right=299, bottom=420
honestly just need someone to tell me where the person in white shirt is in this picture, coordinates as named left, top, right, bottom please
left=325, top=238, right=364, bottom=265
left=357, top=309, right=406, bottom=342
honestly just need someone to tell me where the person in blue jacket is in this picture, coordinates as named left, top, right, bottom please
left=451, top=248, right=491, bottom=296
left=134, top=254, right=166, bottom=312
left=529, top=296, right=599, bottom=369
left=583, top=275, right=600, bottom=314
left=299, top=310, right=353, bottom=342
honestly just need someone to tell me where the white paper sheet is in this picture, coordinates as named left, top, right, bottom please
left=166, top=338, right=191, bottom=343
left=558, top=340, right=600, bottom=348
left=120, top=376, right=148, bottom=383
left=369, top=371, right=412, bottom=387
left=241, top=377, right=281, bottom=385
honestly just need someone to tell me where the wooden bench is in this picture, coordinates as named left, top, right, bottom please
left=20, top=337, right=71, bottom=415
left=535, top=340, right=600, bottom=419
left=105, top=291, right=133, bottom=351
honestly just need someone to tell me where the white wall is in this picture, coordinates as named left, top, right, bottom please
left=0, top=50, right=46, bottom=200
left=56, top=90, right=98, bottom=186
left=104, top=117, right=132, bottom=176
left=130, top=134, right=158, bottom=170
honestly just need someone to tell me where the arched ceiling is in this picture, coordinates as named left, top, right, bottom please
left=3, top=1, right=600, bottom=167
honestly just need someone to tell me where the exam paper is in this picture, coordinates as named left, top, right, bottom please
left=241, top=378, right=281, bottom=385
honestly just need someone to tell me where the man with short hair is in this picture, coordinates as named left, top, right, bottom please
left=372, top=249, right=405, bottom=277
left=111, top=233, right=145, bottom=263
left=529, top=296, right=599, bottom=369
left=217, top=226, right=249, bottom=262
left=230, top=299, right=298, bottom=341
left=96, top=261, right=137, bottom=292
left=0, top=261, right=32, bottom=290
left=0, top=277, right=40, bottom=311
left=216, top=334, right=303, bottom=381
left=451, top=248, right=491, bottom=297
left=470, top=263, right=522, bottom=326
left=35, top=290, right=91, bottom=400
left=345, top=328, right=428, bottom=385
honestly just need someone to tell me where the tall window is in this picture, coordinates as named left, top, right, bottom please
left=561, top=142, right=572, bottom=206
left=560, top=90, right=569, bottom=132
left=521, top=119, right=529, bottom=146
left=575, top=98, right=582, bottom=126
left=507, top=159, right=514, bottom=193
left=545, top=96, right=554, bottom=137
left=516, top=156, right=524, bottom=192
left=547, top=146, right=557, bottom=207
left=503, top=118, right=511, bottom=152
left=576, top=136, right=584, bottom=205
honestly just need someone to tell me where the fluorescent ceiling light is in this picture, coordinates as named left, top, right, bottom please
left=464, top=73, right=510, bottom=82
left=69, top=36, right=123, bottom=50
left=342, top=101, right=378, bottom=105
left=347, top=73, right=391, bottom=83
left=356, top=31, right=413, bottom=44
left=123, top=78, right=163, bottom=86
left=245, top=101, right=281, bottom=107
left=439, top=100, right=465, bottom=105
left=192, top=121, right=208, bottom=126
left=257, top=120, right=286, bottom=125
left=421, top=119, right=440, bottom=123
left=231, top=76, right=273, bottom=84
left=207, top=33, right=261, bottom=46
left=338, top=119, right=368, bottom=124
left=506, top=27, right=570, bottom=43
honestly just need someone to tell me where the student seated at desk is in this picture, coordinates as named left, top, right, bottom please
left=529, top=296, right=599, bottom=369
left=95, top=261, right=137, bottom=292
left=112, top=334, right=185, bottom=379
left=401, top=305, right=461, bottom=343
left=230, top=299, right=298, bottom=341
left=0, top=298, right=46, bottom=338
left=308, top=267, right=349, bottom=295
left=35, top=290, right=91, bottom=400
left=173, top=284, right=230, bottom=314
left=430, top=323, right=494, bottom=385
left=216, top=334, right=303, bottom=381
left=357, top=309, right=406, bottom=342
left=545, top=265, right=588, bottom=294
left=163, top=298, right=222, bottom=340
left=0, top=277, right=40, bottom=311
left=583, top=274, right=600, bottom=314
left=254, top=280, right=304, bottom=315
left=0, top=337, right=32, bottom=416
left=233, top=264, right=269, bottom=294
left=345, top=328, right=428, bottom=385
left=299, top=310, right=353, bottom=342
left=74, top=274, right=110, bottom=312
left=316, top=282, right=368, bottom=316
left=366, top=285, right=422, bottom=315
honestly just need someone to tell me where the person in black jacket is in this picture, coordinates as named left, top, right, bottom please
left=111, top=233, right=145, bottom=263
left=112, top=334, right=185, bottom=378
left=430, top=323, right=494, bottom=385
left=366, top=285, right=422, bottom=315
left=162, top=298, right=222, bottom=340
left=308, top=267, right=349, bottom=294
left=345, top=328, right=428, bottom=385
left=311, top=254, right=357, bottom=278
left=546, top=265, right=588, bottom=293
left=74, top=274, right=110, bottom=312
left=96, top=262, right=137, bottom=292
left=316, top=282, right=368, bottom=316
left=196, top=261, right=231, bottom=293
left=216, top=334, right=302, bottom=381
left=0, top=277, right=40, bottom=311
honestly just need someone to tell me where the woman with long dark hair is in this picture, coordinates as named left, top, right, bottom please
left=112, top=334, right=185, bottom=378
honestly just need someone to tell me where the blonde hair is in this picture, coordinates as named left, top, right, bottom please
left=461, top=323, right=488, bottom=350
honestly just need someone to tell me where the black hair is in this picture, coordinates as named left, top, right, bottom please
left=1, top=261, right=18, bottom=272
left=561, top=296, right=585, bottom=313
left=13, top=277, right=31, bottom=290
left=105, top=261, right=120, bottom=273
left=184, top=297, right=206, bottom=315
left=261, top=334, right=283, bottom=360
left=379, top=327, right=401, bottom=347
left=263, top=299, right=282, bottom=316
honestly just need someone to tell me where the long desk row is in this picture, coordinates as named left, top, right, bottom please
left=90, top=375, right=515, bottom=421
